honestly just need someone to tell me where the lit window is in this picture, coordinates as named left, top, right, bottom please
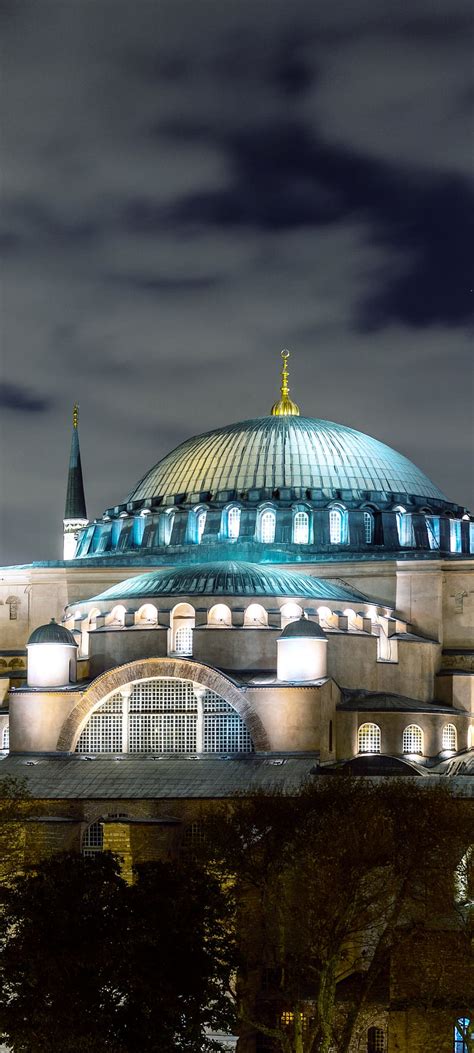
left=228, top=506, right=241, bottom=539
left=454, top=1018, right=472, bottom=1053
left=244, top=603, right=268, bottom=627
left=197, top=510, right=207, bottom=542
left=76, top=678, right=254, bottom=755
left=175, top=626, right=193, bottom=655
left=82, top=819, right=103, bottom=856
left=450, top=519, right=462, bottom=553
left=442, top=724, right=457, bottom=751
left=364, top=511, right=374, bottom=544
left=367, top=1027, right=385, bottom=1053
left=2, top=726, right=9, bottom=751
left=260, top=510, right=276, bottom=543
left=402, top=724, right=423, bottom=755
left=293, top=511, right=309, bottom=544
left=329, top=508, right=343, bottom=544
left=426, top=516, right=440, bottom=549
left=470, top=522, right=474, bottom=554
left=162, top=511, right=175, bottom=546
left=396, top=509, right=413, bottom=547
left=358, top=723, right=381, bottom=754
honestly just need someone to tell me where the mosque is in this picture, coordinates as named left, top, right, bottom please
left=0, top=351, right=472, bottom=1051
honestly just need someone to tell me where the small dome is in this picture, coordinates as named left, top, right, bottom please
left=27, top=618, right=78, bottom=647
left=280, top=617, right=327, bottom=640
left=80, top=561, right=376, bottom=605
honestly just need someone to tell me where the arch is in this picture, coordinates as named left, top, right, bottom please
left=293, top=510, right=309, bottom=544
left=454, top=1018, right=471, bottom=1053
left=106, top=605, right=126, bottom=627
left=426, top=515, right=440, bottom=550
left=358, top=723, right=381, bottom=754
left=393, top=506, right=412, bottom=547
left=82, top=818, right=103, bottom=856
left=343, top=607, right=359, bottom=630
left=258, top=508, right=276, bottom=544
left=86, top=606, right=101, bottom=629
left=402, top=724, right=423, bottom=755
left=317, top=606, right=333, bottom=629
left=468, top=725, right=474, bottom=750
left=170, top=602, right=195, bottom=656
left=135, top=603, right=158, bottom=626
left=280, top=602, right=303, bottom=630
left=244, top=603, right=268, bottom=627
left=196, top=508, right=207, bottom=543
left=208, top=604, right=232, bottom=627
left=56, top=657, right=270, bottom=752
left=226, top=505, right=241, bottom=540
left=442, top=723, right=457, bottom=751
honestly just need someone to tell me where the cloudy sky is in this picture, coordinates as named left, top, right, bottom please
left=1, top=0, right=473, bottom=565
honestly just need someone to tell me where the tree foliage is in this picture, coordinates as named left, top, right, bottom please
left=0, top=851, right=235, bottom=1053
left=199, top=777, right=473, bottom=1053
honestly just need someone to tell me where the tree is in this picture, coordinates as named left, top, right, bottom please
left=200, top=777, right=473, bottom=1053
left=0, top=852, right=236, bottom=1052
left=0, top=776, right=30, bottom=881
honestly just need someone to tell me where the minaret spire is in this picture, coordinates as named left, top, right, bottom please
left=63, top=404, right=88, bottom=559
left=270, top=349, right=301, bottom=416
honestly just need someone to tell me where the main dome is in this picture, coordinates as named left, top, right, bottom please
left=127, top=416, right=447, bottom=505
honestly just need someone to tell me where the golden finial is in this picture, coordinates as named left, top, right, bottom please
left=270, top=349, right=300, bottom=416
left=73, top=403, right=79, bottom=429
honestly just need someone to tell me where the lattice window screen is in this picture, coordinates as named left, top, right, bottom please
left=358, top=723, right=381, bottom=753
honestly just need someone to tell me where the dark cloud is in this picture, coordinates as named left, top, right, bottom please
left=0, top=383, right=52, bottom=413
left=0, top=0, right=472, bottom=564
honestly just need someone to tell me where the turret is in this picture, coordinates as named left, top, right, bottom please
left=63, top=403, right=88, bottom=559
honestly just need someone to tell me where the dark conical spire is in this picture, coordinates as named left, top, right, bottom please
left=64, top=403, right=87, bottom=520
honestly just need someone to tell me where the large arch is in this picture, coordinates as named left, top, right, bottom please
left=56, top=656, right=270, bottom=752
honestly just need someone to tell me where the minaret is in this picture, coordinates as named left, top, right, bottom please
left=63, top=403, right=88, bottom=560
left=270, top=349, right=301, bottom=416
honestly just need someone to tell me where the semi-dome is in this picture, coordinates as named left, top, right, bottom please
left=28, top=618, right=78, bottom=647
left=127, top=416, right=447, bottom=507
left=80, top=561, right=378, bottom=605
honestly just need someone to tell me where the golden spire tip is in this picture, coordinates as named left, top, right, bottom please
left=270, top=349, right=300, bottom=416
left=73, top=403, right=79, bottom=429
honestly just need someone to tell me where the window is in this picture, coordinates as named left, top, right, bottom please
left=244, top=603, right=268, bottom=627
left=367, top=1027, right=385, bottom=1052
left=442, top=724, right=457, bottom=751
left=82, top=819, right=103, bottom=856
left=426, top=516, right=440, bottom=550
left=293, top=510, right=309, bottom=544
left=2, top=726, right=9, bottom=751
left=363, top=511, right=374, bottom=543
left=450, top=519, right=462, bottom=553
left=329, top=508, right=343, bottom=544
left=454, top=1019, right=472, bottom=1053
left=358, top=723, right=381, bottom=754
left=227, top=506, right=241, bottom=539
left=396, top=509, right=413, bottom=547
left=175, top=626, right=193, bottom=655
left=196, top=510, right=207, bottom=543
left=260, top=510, right=276, bottom=543
left=470, top=522, right=474, bottom=554
left=161, top=511, right=175, bottom=546
left=75, top=677, right=254, bottom=755
left=280, top=602, right=303, bottom=629
left=402, top=724, right=423, bottom=755
left=208, top=604, right=232, bottom=626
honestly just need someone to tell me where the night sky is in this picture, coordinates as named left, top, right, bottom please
left=1, top=0, right=473, bottom=566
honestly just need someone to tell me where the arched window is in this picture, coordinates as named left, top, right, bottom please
left=2, top=726, right=9, bottom=751
left=395, top=508, right=412, bottom=547
left=76, top=678, right=254, bottom=755
left=106, top=605, right=126, bottom=626
left=450, top=519, right=462, bottom=553
left=135, top=604, right=158, bottom=625
left=244, top=603, right=268, bottom=627
left=82, top=819, right=103, bottom=857
left=426, top=516, right=440, bottom=549
left=454, top=1019, right=472, bottom=1053
left=442, top=724, right=457, bottom=751
left=260, top=509, right=276, bottom=544
left=363, top=511, right=374, bottom=544
left=358, top=723, right=381, bottom=754
left=280, top=602, right=303, bottom=629
left=293, top=510, right=309, bottom=544
left=227, top=506, right=241, bottom=539
left=161, top=511, right=175, bottom=546
left=329, top=508, right=343, bottom=544
left=367, top=1027, right=385, bottom=1052
left=402, top=724, right=423, bottom=755
left=208, top=604, right=232, bottom=627
left=196, top=510, right=207, bottom=543
left=170, top=603, right=195, bottom=656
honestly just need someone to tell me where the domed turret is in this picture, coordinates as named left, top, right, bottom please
left=277, top=616, right=327, bottom=682
left=27, top=618, right=78, bottom=688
